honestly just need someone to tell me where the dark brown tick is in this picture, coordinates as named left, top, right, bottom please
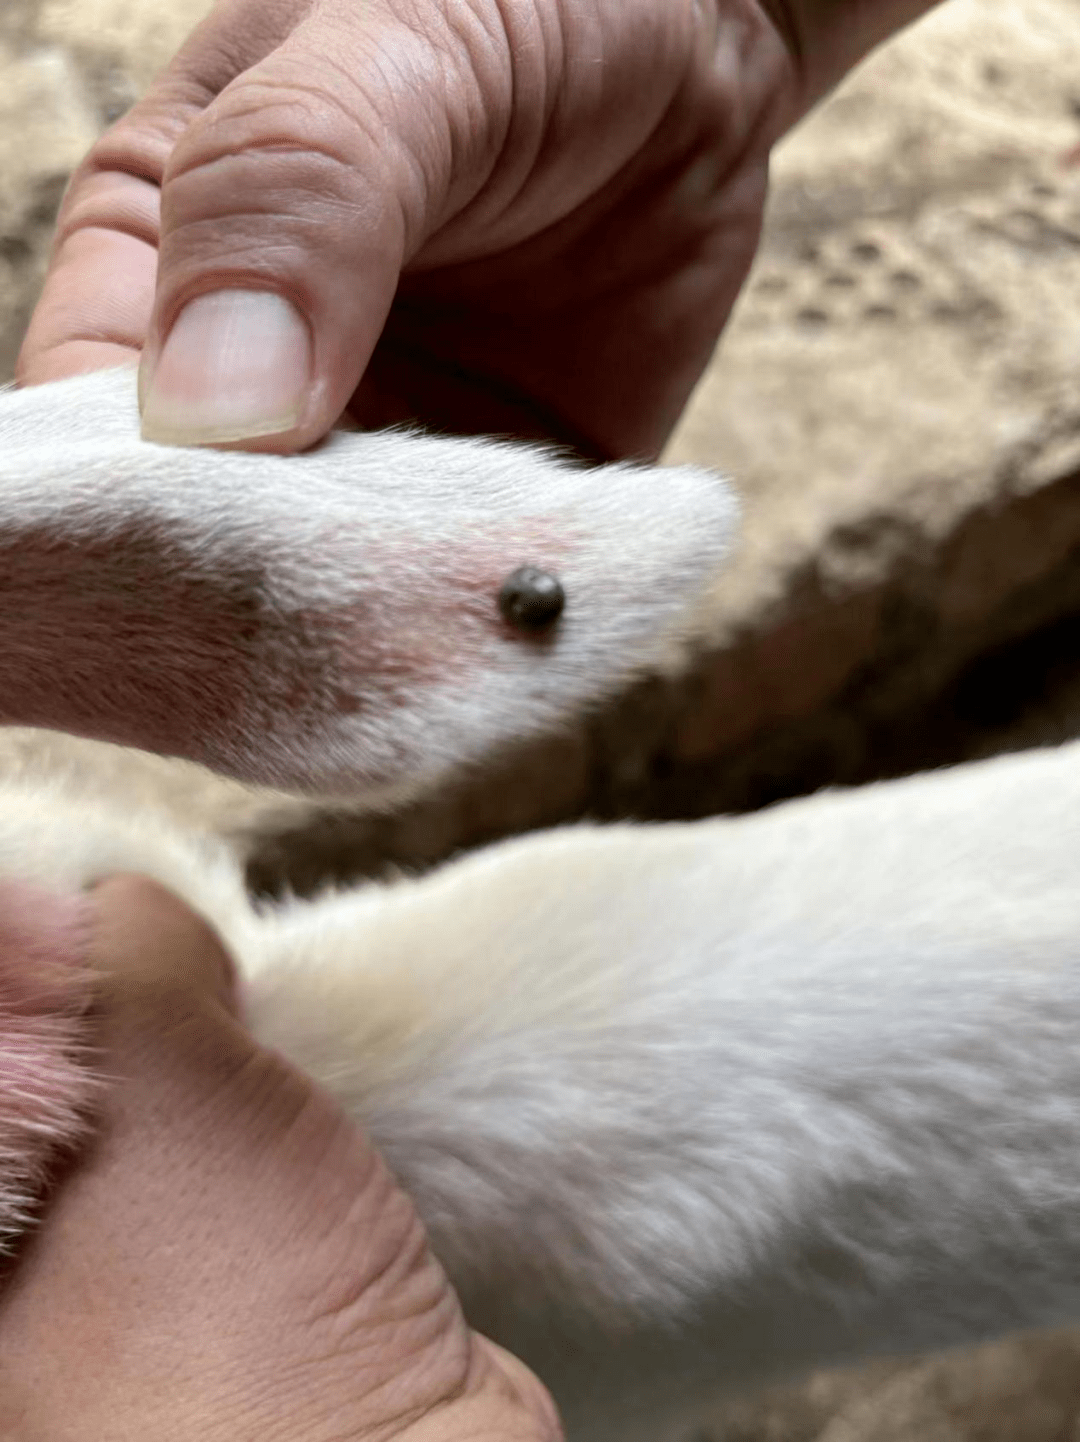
left=498, top=567, right=566, bottom=630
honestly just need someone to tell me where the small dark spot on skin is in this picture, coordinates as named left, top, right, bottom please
left=795, top=307, right=829, bottom=328
left=983, top=61, right=1006, bottom=86
left=498, top=567, right=565, bottom=630
left=863, top=303, right=897, bottom=321
left=824, top=271, right=856, bottom=289
left=851, top=240, right=882, bottom=263
left=1030, top=181, right=1057, bottom=199
left=890, top=268, right=922, bottom=290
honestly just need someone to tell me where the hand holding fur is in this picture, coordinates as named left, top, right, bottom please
left=2, top=371, right=1079, bottom=1441
left=0, top=368, right=737, bottom=800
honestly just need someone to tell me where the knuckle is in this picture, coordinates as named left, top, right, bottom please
left=164, top=68, right=375, bottom=189
left=54, top=169, right=160, bottom=250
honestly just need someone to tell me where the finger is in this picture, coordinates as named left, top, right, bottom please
left=84, top=884, right=560, bottom=1442
left=133, top=0, right=490, bottom=453
left=16, top=218, right=156, bottom=382
left=0, top=876, right=469, bottom=1442
left=89, top=873, right=237, bottom=1013
left=475, top=1338, right=565, bottom=1442
left=17, top=0, right=303, bottom=389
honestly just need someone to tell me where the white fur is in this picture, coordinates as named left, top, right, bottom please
left=3, top=371, right=1080, bottom=1440
left=0, top=369, right=737, bottom=801
left=2, top=739, right=1080, bottom=1439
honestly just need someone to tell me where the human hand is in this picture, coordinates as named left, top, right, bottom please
left=0, top=876, right=559, bottom=1442
left=17, top=0, right=939, bottom=458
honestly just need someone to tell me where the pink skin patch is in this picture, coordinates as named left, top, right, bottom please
left=320, top=523, right=580, bottom=700
left=0, top=516, right=581, bottom=783
left=0, top=882, right=96, bottom=1244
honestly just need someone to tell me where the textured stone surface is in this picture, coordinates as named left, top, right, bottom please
left=690, top=1331, right=1080, bottom=1442
left=6, top=3, right=1080, bottom=1439
left=659, top=0, right=1080, bottom=816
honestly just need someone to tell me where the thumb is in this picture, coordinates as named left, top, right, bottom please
left=136, top=0, right=490, bottom=449
left=139, top=3, right=467, bottom=451
left=19, top=0, right=487, bottom=452
left=89, top=874, right=237, bottom=1008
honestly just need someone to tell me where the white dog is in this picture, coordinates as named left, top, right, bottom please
left=2, top=367, right=1080, bottom=1442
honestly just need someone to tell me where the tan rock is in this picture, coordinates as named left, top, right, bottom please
left=689, top=1331, right=1080, bottom=1442
left=659, top=0, right=1080, bottom=811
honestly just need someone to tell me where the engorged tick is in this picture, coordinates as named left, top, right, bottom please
left=498, top=566, right=566, bottom=630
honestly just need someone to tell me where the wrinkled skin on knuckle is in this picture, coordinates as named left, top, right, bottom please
left=153, top=108, right=396, bottom=322
left=410, top=0, right=790, bottom=269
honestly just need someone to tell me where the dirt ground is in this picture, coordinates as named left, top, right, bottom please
left=5, top=1, right=1080, bottom=1438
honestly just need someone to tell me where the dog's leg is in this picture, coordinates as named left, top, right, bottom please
left=0, top=697, right=1075, bottom=1438
left=16, top=367, right=1080, bottom=1438
left=243, top=737, right=1080, bottom=1439
left=0, top=368, right=737, bottom=802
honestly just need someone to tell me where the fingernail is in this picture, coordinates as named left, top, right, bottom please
left=140, top=290, right=311, bottom=445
